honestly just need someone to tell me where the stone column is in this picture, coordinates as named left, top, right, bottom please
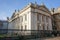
left=41, top=15, right=43, bottom=30
left=44, top=16, right=47, bottom=30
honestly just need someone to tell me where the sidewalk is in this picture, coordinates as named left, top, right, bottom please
left=26, top=37, right=60, bottom=40
left=43, top=37, right=60, bottom=40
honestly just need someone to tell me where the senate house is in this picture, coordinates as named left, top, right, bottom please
left=7, top=2, right=60, bottom=36
left=8, top=2, right=52, bottom=36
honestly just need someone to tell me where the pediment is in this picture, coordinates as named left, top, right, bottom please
left=39, top=6, right=51, bottom=14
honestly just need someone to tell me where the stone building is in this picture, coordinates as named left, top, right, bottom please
left=8, top=3, right=52, bottom=35
left=0, top=20, right=8, bottom=34
left=52, top=8, right=60, bottom=31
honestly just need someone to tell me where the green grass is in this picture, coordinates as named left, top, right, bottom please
left=0, top=34, right=7, bottom=37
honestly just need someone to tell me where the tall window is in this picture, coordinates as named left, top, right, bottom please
left=21, top=25, right=23, bottom=30
left=25, top=25, right=27, bottom=30
left=37, top=24, right=39, bottom=30
left=42, top=15, right=44, bottom=22
left=39, top=15, right=41, bottom=23
left=43, top=25, right=45, bottom=30
left=25, top=14, right=27, bottom=21
left=37, top=23, right=40, bottom=30
left=46, top=17, right=48, bottom=23
left=20, top=16, right=23, bottom=22
left=37, top=14, right=39, bottom=20
left=0, top=22, right=3, bottom=27
left=47, top=25, right=48, bottom=30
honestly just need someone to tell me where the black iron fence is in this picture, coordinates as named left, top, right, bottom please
left=0, top=29, right=60, bottom=40
left=0, top=29, right=52, bottom=37
left=0, top=29, right=60, bottom=37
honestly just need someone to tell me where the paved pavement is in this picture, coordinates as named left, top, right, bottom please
left=43, top=37, right=60, bottom=40
left=0, top=36, right=60, bottom=40
left=27, top=37, right=60, bottom=40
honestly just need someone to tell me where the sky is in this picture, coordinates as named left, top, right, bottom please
left=0, top=0, right=60, bottom=20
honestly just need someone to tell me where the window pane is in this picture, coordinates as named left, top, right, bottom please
left=37, top=14, right=39, bottom=20
left=21, top=26, right=23, bottom=30
left=25, top=14, right=27, bottom=21
left=20, top=16, right=23, bottom=22
left=25, top=25, right=27, bottom=30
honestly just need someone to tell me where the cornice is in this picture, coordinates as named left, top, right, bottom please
left=9, top=3, right=52, bottom=22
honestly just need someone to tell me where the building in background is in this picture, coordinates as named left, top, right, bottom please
left=8, top=2, right=52, bottom=35
left=52, top=8, right=60, bottom=31
left=0, top=20, right=8, bottom=34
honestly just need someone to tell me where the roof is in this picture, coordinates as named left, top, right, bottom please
left=10, top=2, right=51, bottom=22
left=0, top=20, right=8, bottom=23
left=11, top=2, right=50, bottom=16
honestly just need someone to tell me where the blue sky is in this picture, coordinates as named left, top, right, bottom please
left=0, top=0, right=60, bottom=20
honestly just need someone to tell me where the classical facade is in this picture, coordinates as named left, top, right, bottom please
left=8, top=3, right=52, bottom=35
